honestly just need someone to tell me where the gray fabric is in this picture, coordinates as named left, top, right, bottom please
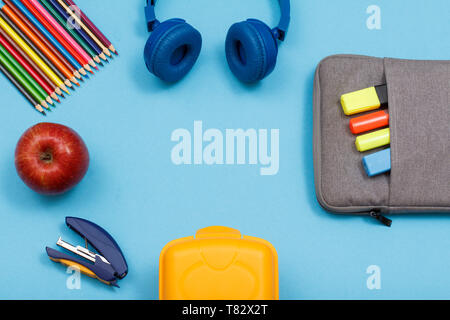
left=313, top=54, right=450, bottom=214
left=385, top=59, right=450, bottom=207
left=314, top=55, right=389, bottom=210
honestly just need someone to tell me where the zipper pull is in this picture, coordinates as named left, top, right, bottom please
left=370, top=211, right=392, bottom=227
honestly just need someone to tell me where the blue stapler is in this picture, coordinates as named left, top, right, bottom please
left=46, top=217, right=128, bottom=287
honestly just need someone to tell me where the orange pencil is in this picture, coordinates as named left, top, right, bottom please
left=1, top=5, right=79, bottom=86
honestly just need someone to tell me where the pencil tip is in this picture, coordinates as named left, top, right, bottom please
left=109, top=45, right=118, bottom=55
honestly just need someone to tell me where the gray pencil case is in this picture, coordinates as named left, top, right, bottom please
left=313, top=54, right=450, bottom=226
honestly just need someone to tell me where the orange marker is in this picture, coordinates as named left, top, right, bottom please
left=350, top=110, right=389, bottom=134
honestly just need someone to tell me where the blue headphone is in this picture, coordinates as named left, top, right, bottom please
left=144, top=0, right=291, bottom=83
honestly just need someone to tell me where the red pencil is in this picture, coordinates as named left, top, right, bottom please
left=19, top=0, right=94, bottom=73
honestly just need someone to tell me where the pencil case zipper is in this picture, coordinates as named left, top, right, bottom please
left=369, top=210, right=392, bottom=227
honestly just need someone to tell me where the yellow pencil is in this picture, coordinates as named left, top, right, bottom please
left=0, top=16, right=70, bottom=94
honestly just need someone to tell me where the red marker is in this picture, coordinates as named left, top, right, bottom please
left=350, top=110, right=389, bottom=134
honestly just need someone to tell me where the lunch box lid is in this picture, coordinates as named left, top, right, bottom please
left=159, top=226, right=279, bottom=300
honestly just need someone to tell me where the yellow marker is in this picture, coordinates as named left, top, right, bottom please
left=0, top=16, right=66, bottom=92
left=356, top=128, right=390, bottom=152
left=341, top=84, right=388, bottom=115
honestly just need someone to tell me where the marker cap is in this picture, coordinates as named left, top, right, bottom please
left=350, top=110, right=389, bottom=134
left=355, top=128, right=390, bottom=152
left=363, top=148, right=391, bottom=177
left=341, top=84, right=388, bottom=116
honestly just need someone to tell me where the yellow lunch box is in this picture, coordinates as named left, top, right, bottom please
left=159, top=226, right=279, bottom=300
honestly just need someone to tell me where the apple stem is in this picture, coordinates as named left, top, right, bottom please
left=40, top=151, right=53, bottom=163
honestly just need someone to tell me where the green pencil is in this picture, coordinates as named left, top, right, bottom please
left=0, top=43, right=51, bottom=106
left=0, top=59, right=45, bottom=115
left=0, top=47, right=49, bottom=110
left=39, top=0, right=102, bottom=65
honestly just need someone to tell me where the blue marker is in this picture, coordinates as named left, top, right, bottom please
left=9, top=0, right=86, bottom=76
left=363, top=148, right=391, bottom=177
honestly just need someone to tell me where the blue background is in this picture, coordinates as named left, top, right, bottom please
left=0, top=0, right=449, bottom=300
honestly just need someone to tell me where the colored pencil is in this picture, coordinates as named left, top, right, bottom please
left=20, top=0, right=93, bottom=73
left=0, top=60, right=45, bottom=114
left=0, top=26, right=63, bottom=96
left=6, top=0, right=87, bottom=76
left=56, top=0, right=111, bottom=57
left=64, top=0, right=117, bottom=55
left=0, top=45, right=48, bottom=109
left=0, top=9, right=77, bottom=88
left=27, top=0, right=97, bottom=70
left=2, top=0, right=81, bottom=83
left=49, top=0, right=106, bottom=62
left=0, top=31, right=59, bottom=101
left=0, top=0, right=116, bottom=113
left=3, top=0, right=83, bottom=80
left=0, top=41, right=52, bottom=105
left=0, top=15, right=70, bottom=94
left=40, top=0, right=102, bottom=65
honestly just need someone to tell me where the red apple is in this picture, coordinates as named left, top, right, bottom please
left=15, top=123, right=89, bottom=195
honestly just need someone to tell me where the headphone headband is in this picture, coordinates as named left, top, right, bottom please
left=144, top=0, right=157, bottom=31
left=277, top=0, right=290, bottom=40
left=145, top=0, right=291, bottom=40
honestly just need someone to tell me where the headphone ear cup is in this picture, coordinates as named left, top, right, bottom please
left=225, top=19, right=278, bottom=83
left=144, top=19, right=202, bottom=82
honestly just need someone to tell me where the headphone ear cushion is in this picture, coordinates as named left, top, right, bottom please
left=144, top=19, right=202, bottom=82
left=225, top=19, right=278, bottom=83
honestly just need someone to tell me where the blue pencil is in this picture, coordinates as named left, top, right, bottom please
left=48, top=0, right=107, bottom=62
left=8, top=0, right=88, bottom=77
